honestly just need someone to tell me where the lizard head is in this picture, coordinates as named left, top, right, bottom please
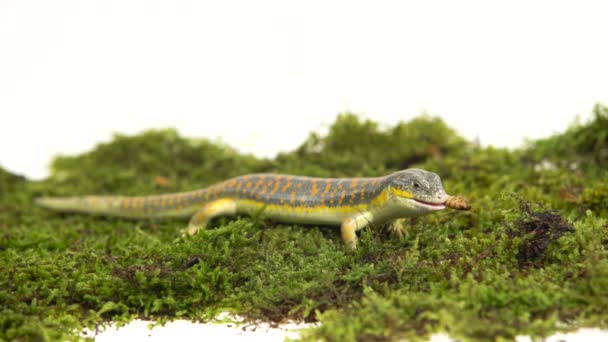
left=385, top=169, right=448, bottom=213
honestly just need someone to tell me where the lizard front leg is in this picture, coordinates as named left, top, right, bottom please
left=386, top=218, right=408, bottom=238
left=182, top=198, right=238, bottom=236
left=341, top=211, right=374, bottom=249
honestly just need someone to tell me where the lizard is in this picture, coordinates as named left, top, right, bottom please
left=35, top=168, right=470, bottom=248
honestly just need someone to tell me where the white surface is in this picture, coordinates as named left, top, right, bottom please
left=1, top=1, right=608, bottom=179
left=88, top=319, right=312, bottom=342
left=541, top=328, right=608, bottom=342
left=87, top=319, right=607, bottom=342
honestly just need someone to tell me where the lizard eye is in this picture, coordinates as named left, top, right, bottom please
left=412, top=181, right=421, bottom=189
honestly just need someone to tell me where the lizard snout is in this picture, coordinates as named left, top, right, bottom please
left=436, top=192, right=448, bottom=203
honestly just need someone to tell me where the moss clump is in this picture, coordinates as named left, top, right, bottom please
left=275, top=113, right=469, bottom=177
left=507, top=200, right=575, bottom=268
left=2, top=107, right=608, bottom=341
left=525, top=103, right=608, bottom=170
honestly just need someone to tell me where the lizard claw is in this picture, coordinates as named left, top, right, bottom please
left=386, top=219, right=408, bottom=238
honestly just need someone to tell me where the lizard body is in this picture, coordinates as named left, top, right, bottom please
left=36, top=168, right=451, bottom=248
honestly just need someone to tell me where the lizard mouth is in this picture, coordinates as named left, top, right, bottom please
left=413, top=198, right=446, bottom=208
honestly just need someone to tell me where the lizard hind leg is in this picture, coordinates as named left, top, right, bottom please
left=182, top=198, right=238, bottom=236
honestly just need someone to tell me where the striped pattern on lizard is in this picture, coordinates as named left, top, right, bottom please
left=36, top=168, right=467, bottom=248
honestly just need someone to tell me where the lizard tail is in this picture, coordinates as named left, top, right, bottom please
left=35, top=196, right=138, bottom=217
left=35, top=192, right=204, bottom=219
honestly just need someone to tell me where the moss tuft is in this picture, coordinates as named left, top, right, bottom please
left=507, top=200, right=575, bottom=268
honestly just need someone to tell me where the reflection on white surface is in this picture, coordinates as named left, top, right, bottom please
left=87, top=319, right=608, bottom=342
left=87, top=318, right=312, bottom=342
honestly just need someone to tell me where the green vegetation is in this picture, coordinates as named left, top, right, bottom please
left=1, top=105, right=607, bottom=341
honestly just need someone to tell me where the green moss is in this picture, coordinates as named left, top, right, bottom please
left=2, top=108, right=608, bottom=341
left=524, top=103, right=608, bottom=170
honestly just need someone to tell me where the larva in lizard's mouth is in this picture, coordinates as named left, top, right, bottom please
left=444, top=195, right=471, bottom=210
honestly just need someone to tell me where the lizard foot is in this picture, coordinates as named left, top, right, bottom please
left=386, top=219, right=408, bottom=238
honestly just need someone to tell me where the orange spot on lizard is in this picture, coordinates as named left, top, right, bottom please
left=322, top=182, right=332, bottom=195
left=254, top=176, right=266, bottom=189
left=271, top=179, right=281, bottom=194
left=290, top=191, right=297, bottom=205
left=311, top=181, right=320, bottom=196
left=281, top=177, right=293, bottom=192
left=338, top=191, right=346, bottom=205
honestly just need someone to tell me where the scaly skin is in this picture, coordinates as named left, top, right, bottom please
left=36, top=168, right=450, bottom=248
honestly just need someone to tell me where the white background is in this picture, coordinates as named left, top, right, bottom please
left=1, top=0, right=607, bottom=179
